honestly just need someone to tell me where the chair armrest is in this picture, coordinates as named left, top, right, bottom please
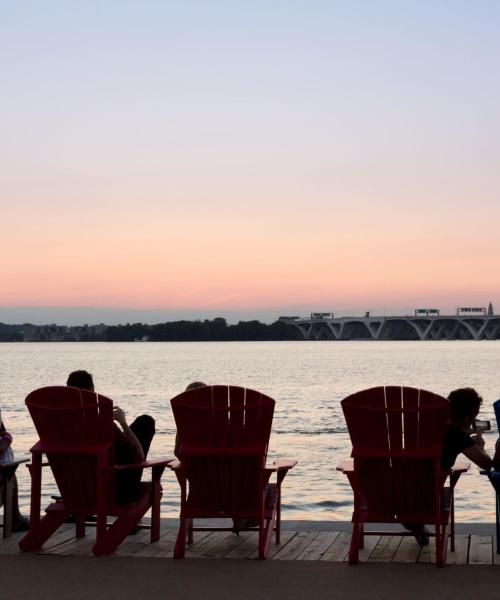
left=110, top=457, right=175, bottom=472
left=166, top=459, right=183, bottom=471
left=0, top=458, right=29, bottom=469
left=451, top=462, right=470, bottom=474
left=336, top=459, right=354, bottom=473
left=273, top=459, right=298, bottom=471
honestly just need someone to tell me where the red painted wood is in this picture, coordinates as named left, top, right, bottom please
left=341, top=386, right=456, bottom=566
left=19, top=386, right=168, bottom=555
left=170, top=385, right=294, bottom=559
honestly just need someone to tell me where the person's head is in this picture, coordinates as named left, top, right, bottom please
left=185, top=381, right=206, bottom=391
left=448, top=388, right=482, bottom=428
left=67, top=370, right=95, bottom=392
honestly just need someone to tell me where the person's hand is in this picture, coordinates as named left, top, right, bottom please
left=113, top=406, right=127, bottom=427
left=470, top=431, right=485, bottom=449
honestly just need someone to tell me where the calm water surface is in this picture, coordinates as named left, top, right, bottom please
left=1, top=340, right=499, bottom=522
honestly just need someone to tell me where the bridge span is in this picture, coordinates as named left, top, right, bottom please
left=280, top=315, right=500, bottom=341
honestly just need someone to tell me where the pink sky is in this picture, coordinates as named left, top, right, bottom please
left=2, top=3, right=500, bottom=322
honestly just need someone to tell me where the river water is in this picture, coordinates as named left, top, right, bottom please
left=1, top=340, right=499, bottom=522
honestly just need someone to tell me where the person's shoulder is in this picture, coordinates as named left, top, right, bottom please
left=0, top=430, right=13, bottom=443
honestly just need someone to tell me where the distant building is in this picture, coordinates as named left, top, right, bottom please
left=488, top=302, right=494, bottom=317
left=414, top=308, right=440, bottom=317
left=456, top=307, right=487, bottom=317
left=21, top=323, right=107, bottom=341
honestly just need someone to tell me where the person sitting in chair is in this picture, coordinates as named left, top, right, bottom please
left=66, top=370, right=155, bottom=504
left=409, top=387, right=500, bottom=545
left=0, top=409, right=29, bottom=531
left=442, top=388, right=500, bottom=471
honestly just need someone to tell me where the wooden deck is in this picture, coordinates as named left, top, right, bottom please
left=1, top=523, right=500, bottom=565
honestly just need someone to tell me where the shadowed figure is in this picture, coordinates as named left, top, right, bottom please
left=66, top=370, right=155, bottom=504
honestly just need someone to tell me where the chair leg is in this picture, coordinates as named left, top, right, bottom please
left=348, top=522, right=361, bottom=565
left=187, top=518, right=194, bottom=545
left=359, top=523, right=365, bottom=549
left=258, top=513, right=275, bottom=560
left=435, top=522, right=449, bottom=568
left=450, top=491, right=455, bottom=552
left=174, top=518, right=187, bottom=558
left=276, top=486, right=281, bottom=545
left=151, top=482, right=162, bottom=543
left=75, top=514, right=85, bottom=539
left=2, top=478, right=13, bottom=539
left=19, top=510, right=67, bottom=552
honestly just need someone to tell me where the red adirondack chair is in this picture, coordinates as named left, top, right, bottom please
left=169, top=385, right=297, bottom=559
left=19, top=386, right=171, bottom=556
left=338, top=386, right=469, bottom=567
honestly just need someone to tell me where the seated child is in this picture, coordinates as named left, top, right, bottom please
left=0, top=409, right=29, bottom=531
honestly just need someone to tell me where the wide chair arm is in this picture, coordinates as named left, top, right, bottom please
left=0, top=457, right=29, bottom=470
left=448, top=462, right=470, bottom=488
left=167, top=459, right=183, bottom=471
left=336, top=459, right=354, bottom=473
left=265, top=458, right=298, bottom=486
left=111, top=457, right=175, bottom=472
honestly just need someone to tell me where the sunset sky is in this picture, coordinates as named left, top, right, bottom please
left=2, top=2, right=500, bottom=324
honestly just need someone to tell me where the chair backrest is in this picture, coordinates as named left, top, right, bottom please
left=494, top=399, right=500, bottom=432
left=25, top=386, right=114, bottom=512
left=171, top=385, right=274, bottom=515
left=342, top=386, right=449, bottom=521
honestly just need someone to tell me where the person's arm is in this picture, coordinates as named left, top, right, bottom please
left=462, top=444, right=493, bottom=470
left=113, top=407, right=144, bottom=462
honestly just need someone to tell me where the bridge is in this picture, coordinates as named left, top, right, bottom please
left=280, top=315, right=500, bottom=341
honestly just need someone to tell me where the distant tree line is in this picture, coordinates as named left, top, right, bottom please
left=105, top=318, right=301, bottom=342
left=0, top=323, right=23, bottom=342
left=0, top=319, right=301, bottom=342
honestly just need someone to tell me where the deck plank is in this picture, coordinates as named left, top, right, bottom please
left=246, top=530, right=298, bottom=560
left=0, top=531, right=24, bottom=554
left=185, top=531, right=233, bottom=558
left=50, top=533, right=95, bottom=556
left=272, top=531, right=318, bottom=561
left=223, top=532, right=259, bottom=559
left=205, top=532, right=252, bottom=559
left=296, top=531, right=340, bottom=561
left=448, top=534, right=469, bottom=565
left=356, top=535, right=381, bottom=562
left=320, top=532, right=350, bottom=562
left=390, top=536, right=422, bottom=563
left=37, top=525, right=82, bottom=555
left=469, top=535, right=492, bottom=565
left=417, top=538, right=436, bottom=564
left=368, top=536, right=402, bottom=563
left=115, top=530, right=152, bottom=556
left=1, top=522, right=496, bottom=565
left=138, top=528, right=187, bottom=558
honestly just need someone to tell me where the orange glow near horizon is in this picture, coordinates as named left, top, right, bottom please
left=2, top=3, right=500, bottom=318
